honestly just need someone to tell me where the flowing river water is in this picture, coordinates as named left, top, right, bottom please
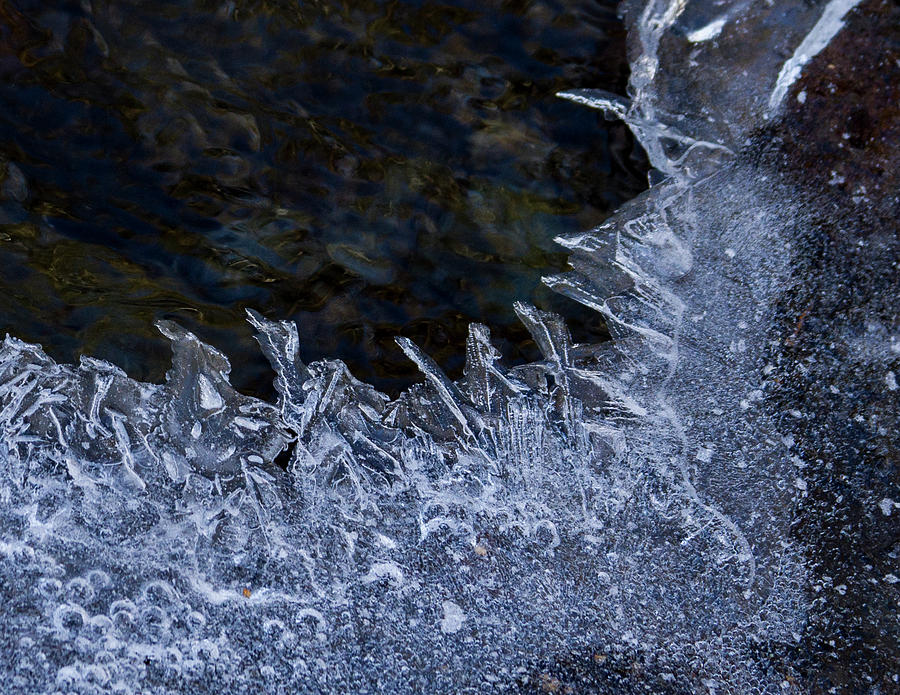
left=0, top=0, right=647, bottom=398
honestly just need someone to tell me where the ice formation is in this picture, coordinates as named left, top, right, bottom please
left=1, top=1, right=896, bottom=692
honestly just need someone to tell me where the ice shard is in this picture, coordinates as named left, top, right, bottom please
left=0, top=0, right=896, bottom=692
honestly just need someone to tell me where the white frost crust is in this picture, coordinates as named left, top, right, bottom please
left=0, top=0, right=849, bottom=691
left=687, top=16, right=726, bottom=42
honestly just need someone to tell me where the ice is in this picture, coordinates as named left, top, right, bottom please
left=766, top=0, right=865, bottom=117
left=1, top=0, right=896, bottom=692
left=686, top=16, right=726, bottom=43
left=439, top=600, right=466, bottom=634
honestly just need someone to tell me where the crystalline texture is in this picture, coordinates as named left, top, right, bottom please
left=1, top=1, right=896, bottom=692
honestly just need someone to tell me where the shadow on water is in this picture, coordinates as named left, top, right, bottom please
left=0, top=0, right=648, bottom=399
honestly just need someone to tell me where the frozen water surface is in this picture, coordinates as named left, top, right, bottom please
left=1, top=0, right=897, bottom=692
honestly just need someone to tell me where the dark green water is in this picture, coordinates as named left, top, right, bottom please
left=0, top=0, right=647, bottom=397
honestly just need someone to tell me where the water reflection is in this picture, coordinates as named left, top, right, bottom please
left=0, top=0, right=647, bottom=397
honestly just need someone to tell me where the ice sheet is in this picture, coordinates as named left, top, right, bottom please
left=2, top=0, right=895, bottom=692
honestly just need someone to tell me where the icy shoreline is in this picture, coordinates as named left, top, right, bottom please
left=1, top=1, right=897, bottom=692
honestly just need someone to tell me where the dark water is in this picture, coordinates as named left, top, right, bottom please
left=0, top=0, right=647, bottom=397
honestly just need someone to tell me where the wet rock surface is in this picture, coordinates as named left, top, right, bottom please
left=767, top=2, right=900, bottom=690
left=777, top=0, right=899, bottom=221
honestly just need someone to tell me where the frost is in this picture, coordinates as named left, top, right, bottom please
left=0, top=0, right=886, bottom=692
left=439, top=600, right=466, bottom=634
left=686, top=17, right=726, bottom=43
